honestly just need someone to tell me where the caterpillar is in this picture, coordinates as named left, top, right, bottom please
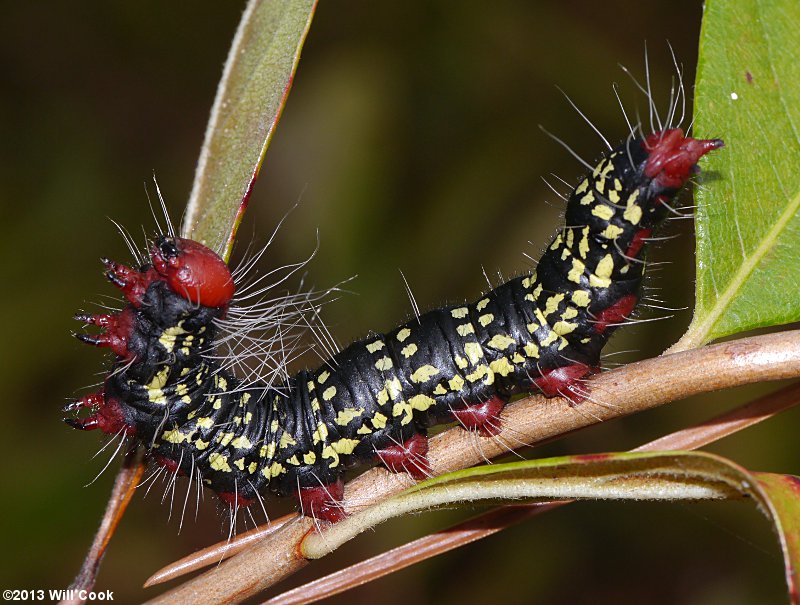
left=66, top=127, right=722, bottom=523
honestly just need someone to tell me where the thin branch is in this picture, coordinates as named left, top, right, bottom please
left=62, top=446, right=145, bottom=605
left=143, top=329, right=800, bottom=605
left=260, top=380, right=800, bottom=605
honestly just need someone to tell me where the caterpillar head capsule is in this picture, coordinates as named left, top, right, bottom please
left=150, top=236, right=235, bottom=308
left=643, top=128, right=724, bottom=189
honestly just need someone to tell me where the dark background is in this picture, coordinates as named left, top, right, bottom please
left=0, top=2, right=795, bottom=603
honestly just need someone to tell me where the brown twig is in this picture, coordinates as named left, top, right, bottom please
left=143, top=329, right=800, bottom=605
left=61, top=446, right=145, bottom=605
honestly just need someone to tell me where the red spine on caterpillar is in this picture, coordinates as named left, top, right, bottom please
left=151, top=236, right=235, bottom=308
left=644, top=128, right=724, bottom=189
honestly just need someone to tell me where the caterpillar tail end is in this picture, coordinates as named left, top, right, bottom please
left=644, top=129, right=725, bottom=189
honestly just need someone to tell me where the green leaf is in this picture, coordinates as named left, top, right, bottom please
left=302, top=451, right=800, bottom=604
left=181, top=0, right=317, bottom=260
left=675, top=0, right=800, bottom=350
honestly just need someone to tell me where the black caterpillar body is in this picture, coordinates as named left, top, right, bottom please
left=68, top=128, right=722, bottom=521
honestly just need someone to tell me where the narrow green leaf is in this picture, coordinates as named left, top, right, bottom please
left=181, top=0, right=317, bottom=260
left=302, top=451, right=800, bottom=604
left=676, top=0, right=800, bottom=350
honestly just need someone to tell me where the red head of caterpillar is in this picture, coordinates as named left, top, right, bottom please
left=151, top=236, right=235, bottom=308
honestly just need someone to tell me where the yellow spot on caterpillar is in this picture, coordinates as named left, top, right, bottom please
left=397, top=328, right=411, bottom=342
left=311, top=397, right=320, bottom=412
left=566, top=228, right=575, bottom=248
left=162, top=429, right=188, bottom=444
left=560, top=247, right=571, bottom=261
left=335, top=407, right=364, bottom=425
left=476, top=298, right=490, bottom=311
left=580, top=191, right=595, bottom=205
left=312, top=422, right=328, bottom=444
left=318, top=370, right=330, bottom=384
left=286, top=455, right=300, bottom=465
left=146, top=366, right=170, bottom=390
left=576, top=178, right=589, bottom=194
left=372, top=412, right=388, bottom=429
left=455, top=355, right=469, bottom=369
left=512, top=353, right=525, bottom=364
left=304, top=452, right=317, bottom=465
left=196, top=417, right=214, bottom=430
left=488, top=334, right=515, bottom=350
left=212, top=397, right=222, bottom=410
left=601, top=224, right=624, bottom=239
left=527, top=322, right=539, bottom=333
left=613, top=178, right=622, bottom=191
left=449, top=374, right=465, bottom=391
left=523, top=342, right=540, bottom=358
left=260, top=442, right=276, bottom=459
left=608, top=189, right=620, bottom=203
left=307, top=381, right=315, bottom=391
left=180, top=367, right=190, bottom=377
left=533, top=283, right=543, bottom=298
left=377, top=387, right=389, bottom=406
left=540, top=331, right=558, bottom=347
left=176, top=383, right=188, bottom=396
left=434, top=384, right=447, bottom=395
left=357, top=425, right=372, bottom=434
left=591, top=205, right=614, bottom=221
left=456, top=323, right=475, bottom=336
left=464, top=342, right=484, bottom=364
left=216, top=376, right=228, bottom=391
left=248, top=462, right=258, bottom=474
left=279, top=432, right=297, bottom=448
left=323, top=386, right=337, bottom=401
left=234, top=458, right=245, bottom=471
left=544, top=293, right=565, bottom=316
left=550, top=234, right=563, bottom=250
left=231, top=435, right=252, bottom=450
left=209, top=453, right=231, bottom=473
left=624, top=203, right=642, bottom=225
left=563, top=307, right=579, bottom=320
left=409, top=394, right=435, bottom=411
left=568, top=258, right=586, bottom=284
left=366, top=340, right=385, bottom=353
left=479, top=313, right=494, bottom=327
left=195, top=439, right=209, bottom=451
left=553, top=321, right=578, bottom=336
left=386, top=377, right=402, bottom=399
left=451, top=307, right=469, bottom=319
left=375, top=356, right=393, bottom=371
left=401, top=343, right=418, bottom=358
left=217, top=432, right=234, bottom=447
left=261, top=461, right=285, bottom=478
left=521, top=277, right=531, bottom=288
left=572, top=290, right=590, bottom=307
left=489, top=357, right=514, bottom=377
left=466, top=364, right=493, bottom=385
left=158, top=324, right=186, bottom=352
left=187, top=410, right=197, bottom=419
left=244, top=412, right=252, bottom=424
left=411, top=365, right=440, bottom=383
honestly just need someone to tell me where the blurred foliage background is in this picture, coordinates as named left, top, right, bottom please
left=1, top=2, right=796, bottom=603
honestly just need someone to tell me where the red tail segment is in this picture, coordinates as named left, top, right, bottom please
left=644, top=128, right=724, bottom=189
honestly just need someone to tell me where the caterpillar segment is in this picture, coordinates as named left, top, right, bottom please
left=67, top=128, right=722, bottom=524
